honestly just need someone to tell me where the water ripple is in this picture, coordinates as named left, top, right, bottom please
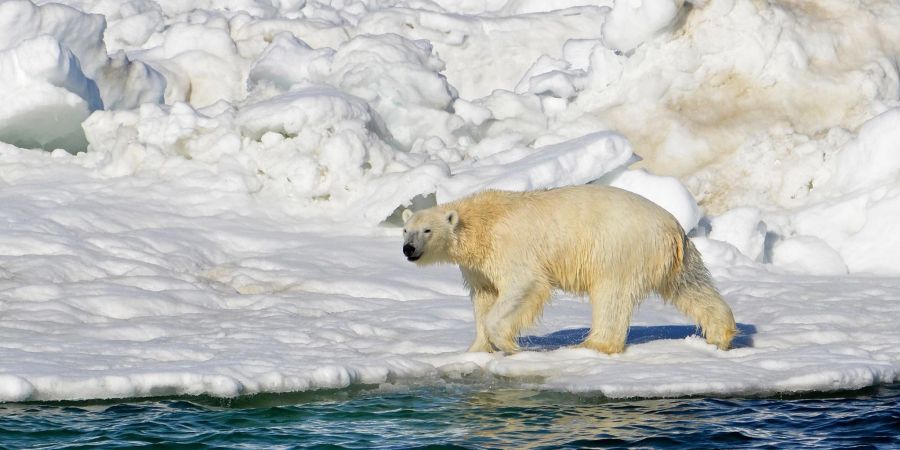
left=0, top=384, right=898, bottom=449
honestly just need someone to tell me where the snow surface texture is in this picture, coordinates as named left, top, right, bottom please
left=2, top=147, right=897, bottom=402
left=0, top=0, right=899, bottom=401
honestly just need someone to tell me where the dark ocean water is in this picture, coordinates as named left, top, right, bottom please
left=1, top=383, right=898, bottom=449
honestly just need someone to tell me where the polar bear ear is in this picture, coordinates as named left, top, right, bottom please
left=446, top=210, right=459, bottom=228
left=402, top=208, right=413, bottom=223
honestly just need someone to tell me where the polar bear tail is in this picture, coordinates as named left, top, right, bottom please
left=664, top=238, right=737, bottom=350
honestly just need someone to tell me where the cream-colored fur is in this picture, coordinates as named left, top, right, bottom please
left=402, top=185, right=737, bottom=354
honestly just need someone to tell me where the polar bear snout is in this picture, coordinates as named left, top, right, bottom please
left=403, top=243, right=422, bottom=261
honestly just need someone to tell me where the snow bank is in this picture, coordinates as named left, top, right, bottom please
left=82, top=92, right=641, bottom=224
left=355, top=6, right=610, bottom=99
left=758, top=108, right=900, bottom=275
left=0, top=0, right=164, bottom=152
left=770, top=236, right=848, bottom=277
left=476, top=0, right=900, bottom=220
left=0, top=35, right=98, bottom=151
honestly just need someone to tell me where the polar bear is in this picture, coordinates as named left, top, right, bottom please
left=401, top=185, right=736, bottom=354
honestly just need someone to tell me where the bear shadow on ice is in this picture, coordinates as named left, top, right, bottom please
left=519, top=323, right=756, bottom=351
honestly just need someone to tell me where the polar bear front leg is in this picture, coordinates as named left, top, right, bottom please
left=467, top=288, right=496, bottom=352
left=484, top=290, right=524, bottom=353
left=485, top=281, right=550, bottom=353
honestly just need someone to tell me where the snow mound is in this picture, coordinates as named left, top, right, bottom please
left=760, top=108, right=900, bottom=275
left=83, top=92, right=647, bottom=224
left=602, top=0, right=681, bottom=53
left=0, top=35, right=99, bottom=151
left=0, top=0, right=164, bottom=152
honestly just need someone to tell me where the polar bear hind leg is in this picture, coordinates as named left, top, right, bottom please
left=663, top=240, right=737, bottom=350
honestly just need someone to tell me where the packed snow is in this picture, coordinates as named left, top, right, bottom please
left=1, top=0, right=899, bottom=402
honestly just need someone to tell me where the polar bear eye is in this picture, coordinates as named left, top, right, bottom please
left=424, top=229, right=431, bottom=234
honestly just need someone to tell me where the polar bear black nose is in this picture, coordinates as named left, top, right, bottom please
left=403, top=244, right=415, bottom=256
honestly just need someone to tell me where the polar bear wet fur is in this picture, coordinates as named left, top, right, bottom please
left=401, top=185, right=737, bottom=354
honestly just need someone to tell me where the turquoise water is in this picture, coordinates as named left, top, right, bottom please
left=1, top=383, right=898, bottom=449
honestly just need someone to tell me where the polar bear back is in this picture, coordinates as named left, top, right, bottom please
left=447, top=185, right=685, bottom=295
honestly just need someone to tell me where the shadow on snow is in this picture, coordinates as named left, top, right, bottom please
left=519, top=323, right=757, bottom=351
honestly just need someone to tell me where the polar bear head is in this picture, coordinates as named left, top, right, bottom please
left=401, top=207, right=459, bottom=265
